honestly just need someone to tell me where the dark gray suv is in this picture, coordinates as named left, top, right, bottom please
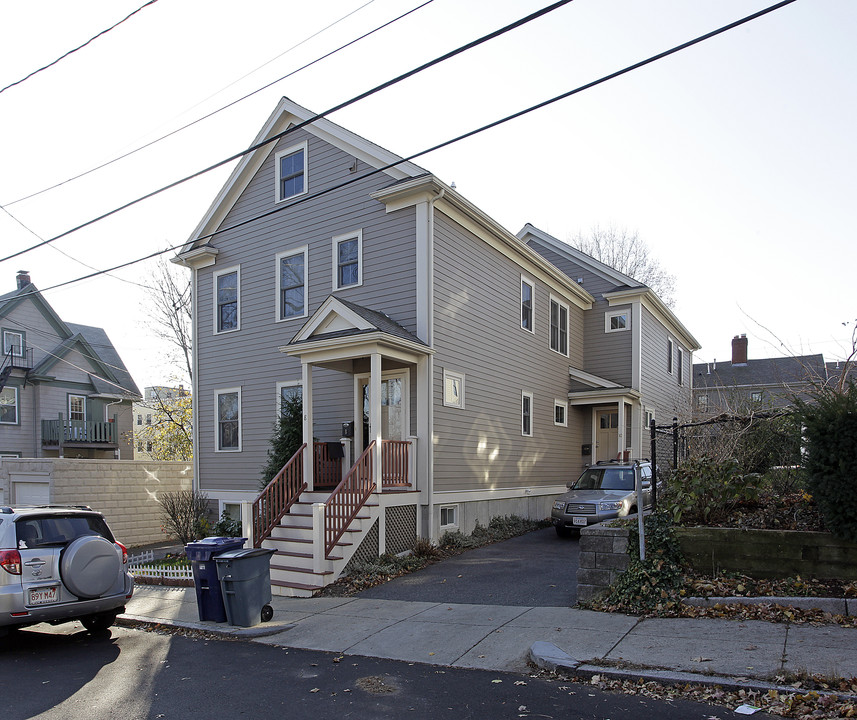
left=551, top=460, right=654, bottom=537
left=0, top=505, right=134, bottom=637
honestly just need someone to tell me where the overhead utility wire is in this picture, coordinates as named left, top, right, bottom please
left=18, top=0, right=799, bottom=300
left=0, top=0, right=160, bottom=95
left=0, top=0, right=574, bottom=264
left=2, top=0, right=431, bottom=207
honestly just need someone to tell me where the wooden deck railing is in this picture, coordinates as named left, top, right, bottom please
left=252, top=443, right=306, bottom=547
left=41, top=417, right=118, bottom=445
left=381, top=440, right=410, bottom=488
left=324, top=441, right=375, bottom=557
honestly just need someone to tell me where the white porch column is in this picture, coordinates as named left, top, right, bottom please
left=616, top=401, right=626, bottom=461
left=370, top=352, right=382, bottom=492
left=312, top=502, right=325, bottom=573
left=302, top=361, right=314, bottom=492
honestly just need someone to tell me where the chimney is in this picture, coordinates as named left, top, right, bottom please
left=732, top=334, right=748, bottom=365
left=16, top=270, right=31, bottom=289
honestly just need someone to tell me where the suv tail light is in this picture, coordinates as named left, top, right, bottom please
left=0, top=549, right=22, bottom=575
left=116, top=541, right=128, bottom=565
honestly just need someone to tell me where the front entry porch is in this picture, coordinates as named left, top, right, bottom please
left=569, top=389, right=644, bottom=465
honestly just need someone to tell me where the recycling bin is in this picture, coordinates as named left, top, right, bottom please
left=185, top=537, right=247, bottom=622
left=215, top=548, right=275, bottom=627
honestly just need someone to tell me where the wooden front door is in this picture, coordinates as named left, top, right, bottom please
left=596, top=409, right=619, bottom=462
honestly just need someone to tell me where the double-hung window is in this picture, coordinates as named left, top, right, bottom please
left=549, top=297, right=568, bottom=356
left=277, top=247, right=307, bottom=320
left=276, top=381, right=303, bottom=416
left=554, top=400, right=567, bottom=426
left=214, top=268, right=239, bottom=333
left=677, top=348, right=684, bottom=385
left=667, top=338, right=674, bottom=374
left=333, top=231, right=362, bottom=289
left=216, top=388, right=241, bottom=451
left=0, top=387, right=18, bottom=424
left=522, top=391, right=533, bottom=437
left=69, top=395, right=86, bottom=422
left=3, top=330, right=24, bottom=357
left=521, top=276, right=534, bottom=332
left=275, top=142, right=307, bottom=202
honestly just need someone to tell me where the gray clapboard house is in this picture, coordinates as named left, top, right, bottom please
left=0, top=272, right=141, bottom=486
left=175, top=98, right=699, bottom=596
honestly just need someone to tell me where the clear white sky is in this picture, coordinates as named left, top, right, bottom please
left=1, top=0, right=854, bottom=393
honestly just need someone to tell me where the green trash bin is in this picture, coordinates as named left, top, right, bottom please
left=214, top=548, right=275, bottom=627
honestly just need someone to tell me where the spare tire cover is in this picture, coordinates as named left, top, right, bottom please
left=61, top=535, right=121, bottom=599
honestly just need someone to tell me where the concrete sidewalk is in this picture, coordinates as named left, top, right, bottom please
left=120, top=585, right=857, bottom=691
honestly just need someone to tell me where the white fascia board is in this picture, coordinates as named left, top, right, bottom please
left=517, top=223, right=638, bottom=288
left=605, top=287, right=701, bottom=351
left=171, top=245, right=218, bottom=269
left=281, top=332, right=431, bottom=365
left=373, top=177, right=594, bottom=310
left=180, top=97, right=424, bottom=256
left=568, top=366, right=623, bottom=389
left=568, top=388, right=641, bottom=406
left=291, top=295, right=374, bottom=343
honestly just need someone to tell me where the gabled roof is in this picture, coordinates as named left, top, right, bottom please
left=518, top=224, right=700, bottom=352
left=289, top=296, right=427, bottom=349
left=1, top=282, right=140, bottom=400
left=178, top=97, right=428, bottom=258
left=693, top=354, right=826, bottom=390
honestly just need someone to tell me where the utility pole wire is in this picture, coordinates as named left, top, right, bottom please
left=17, top=0, right=798, bottom=300
left=0, top=0, right=160, bottom=95
left=0, top=0, right=574, bottom=264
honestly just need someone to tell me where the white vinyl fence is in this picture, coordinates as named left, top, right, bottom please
left=128, top=550, right=193, bottom=581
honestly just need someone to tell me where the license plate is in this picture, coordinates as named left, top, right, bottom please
left=28, top=586, right=59, bottom=606
left=572, top=517, right=587, bottom=526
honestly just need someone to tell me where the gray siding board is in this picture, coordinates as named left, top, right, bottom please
left=432, top=214, right=583, bottom=492
left=194, top=130, right=418, bottom=494
left=582, top=300, right=633, bottom=387
left=640, top=306, right=691, bottom=421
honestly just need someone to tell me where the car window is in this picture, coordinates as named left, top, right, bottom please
left=572, top=469, right=603, bottom=490
left=15, top=515, right=113, bottom=549
left=600, top=469, right=635, bottom=490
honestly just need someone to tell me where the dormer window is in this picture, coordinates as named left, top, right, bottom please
left=275, top=142, right=308, bottom=202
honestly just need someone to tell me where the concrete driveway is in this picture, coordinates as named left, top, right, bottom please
left=358, top=526, right=579, bottom=606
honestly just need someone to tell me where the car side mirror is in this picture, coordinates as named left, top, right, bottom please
left=641, top=480, right=651, bottom=488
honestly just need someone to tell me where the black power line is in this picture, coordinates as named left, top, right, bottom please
left=2, top=0, right=433, bottom=207
left=0, top=0, right=575, bottom=265
left=10, top=0, right=797, bottom=297
left=0, top=0, right=161, bottom=96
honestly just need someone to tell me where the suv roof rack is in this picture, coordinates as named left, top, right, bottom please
left=594, top=458, right=651, bottom=465
left=0, top=506, right=13, bottom=514
left=23, top=504, right=94, bottom=512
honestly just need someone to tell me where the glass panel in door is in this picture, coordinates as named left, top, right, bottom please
left=361, top=377, right=404, bottom=449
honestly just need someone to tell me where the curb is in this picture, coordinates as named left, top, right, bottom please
left=527, top=642, right=857, bottom=701
left=117, top=613, right=295, bottom=639
left=683, top=596, right=857, bottom=616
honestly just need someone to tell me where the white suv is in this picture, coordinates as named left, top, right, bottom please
left=0, top=505, right=134, bottom=637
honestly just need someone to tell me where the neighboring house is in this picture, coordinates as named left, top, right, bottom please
left=0, top=271, right=141, bottom=469
left=132, top=385, right=190, bottom=459
left=174, top=97, right=699, bottom=596
left=692, top=334, right=826, bottom=417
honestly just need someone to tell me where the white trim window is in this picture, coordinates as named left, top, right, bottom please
left=0, top=386, right=18, bottom=425
left=276, top=381, right=303, bottom=416
left=68, top=394, right=86, bottom=422
left=443, top=369, right=465, bottom=409
left=439, top=504, right=458, bottom=529
left=3, top=330, right=24, bottom=356
left=275, top=141, right=308, bottom=202
left=216, top=388, right=242, bottom=452
left=554, top=400, right=567, bottom=427
left=214, top=267, right=240, bottom=333
left=667, top=337, right=674, bottom=374
left=276, top=246, right=307, bottom=321
left=333, top=231, right=362, bottom=289
left=520, top=276, right=535, bottom=333
left=549, top=296, right=569, bottom=356
left=644, top=409, right=655, bottom=429
left=605, top=310, right=629, bottom=333
left=677, top=347, right=684, bottom=385
left=521, top=391, right=533, bottom=437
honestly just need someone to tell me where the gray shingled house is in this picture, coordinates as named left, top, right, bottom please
left=0, top=271, right=141, bottom=483
left=175, top=98, right=699, bottom=596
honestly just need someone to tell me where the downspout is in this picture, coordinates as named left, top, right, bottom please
left=104, top=399, right=125, bottom=459
left=191, top=265, right=200, bottom=493
left=425, top=188, right=443, bottom=541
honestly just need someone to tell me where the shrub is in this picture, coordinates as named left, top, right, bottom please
left=259, top=393, right=304, bottom=490
left=412, top=537, right=441, bottom=558
left=794, top=381, right=857, bottom=542
left=159, top=490, right=211, bottom=546
left=663, top=456, right=760, bottom=525
left=211, top=510, right=243, bottom=538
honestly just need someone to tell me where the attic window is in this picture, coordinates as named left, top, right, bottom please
left=605, top=311, right=628, bottom=333
left=275, top=142, right=307, bottom=202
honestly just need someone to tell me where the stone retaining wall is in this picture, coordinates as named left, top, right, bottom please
left=0, top=458, right=193, bottom=547
left=577, top=523, right=631, bottom=603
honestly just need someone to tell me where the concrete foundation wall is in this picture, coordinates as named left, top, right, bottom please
left=0, top=458, right=193, bottom=548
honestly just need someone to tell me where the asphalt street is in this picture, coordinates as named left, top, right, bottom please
left=358, top=526, right=579, bottom=606
left=5, top=623, right=778, bottom=720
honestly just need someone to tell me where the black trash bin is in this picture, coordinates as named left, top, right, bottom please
left=185, top=537, right=247, bottom=622
left=215, top=548, right=275, bottom=627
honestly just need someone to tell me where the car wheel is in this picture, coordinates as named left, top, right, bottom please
left=555, top=526, right=573, bottom=538
left=61, top=535, right=121, bottom=599
left=81, top=610, right=118, bottom=633
left=260, top=604, right=274, bottom=623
